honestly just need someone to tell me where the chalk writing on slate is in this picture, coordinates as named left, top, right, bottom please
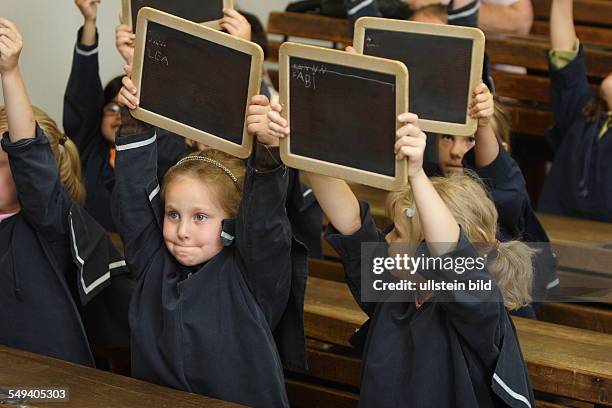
left=139, top=21, right=251, bottom=146
left=289, top=56, right=397, bottom=177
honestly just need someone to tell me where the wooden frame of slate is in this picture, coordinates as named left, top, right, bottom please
left=354, top=18, right=485, bottom=136
left=121, top=0, right=234, bottom=31
left=279, top=42, right=409, bottom=191
left=131, top=7, right=263, bottom=158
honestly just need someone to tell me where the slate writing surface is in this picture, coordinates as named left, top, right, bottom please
left=289, top=56, right=397, bottom=177
left=139, top=21, right=250, bottom=145
left=363, top=29, right=472, bottom=124
left=131, top=0, right=224, bottom=28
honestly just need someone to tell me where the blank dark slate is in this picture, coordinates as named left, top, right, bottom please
left=289, top=56, right=397, bottom=177
left=363, top=29, right=472, bottom=124
left=131, top=0, right=224, bottom=28
left=140, top=22, right=250, bottom=146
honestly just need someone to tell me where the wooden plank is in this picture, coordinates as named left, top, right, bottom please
left=531, top=21, right=612, bottom=49
left=0, top=346, right=242, bottom=408
left=309, top=258, right=345, bottom=282
left=505, top=104, right=553, bottom=137
left=304, top=276, right=612, bottom=405
left=539, top=303, right=612, bottom=335
left=533, top=0, right=612, bottom=27
left=486, top=34, right=612, bottom=78
left=268, top=12, right=351, bottom=43
left=491, top=69, right=552, bottom=103
left=285, top=380, right=359, bottom=408
left=538, top=213, right=612, bottom=246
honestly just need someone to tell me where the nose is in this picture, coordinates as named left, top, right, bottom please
left=449, top=139, right=463, bottom=159
left=177, top=220, right=190, bottom=241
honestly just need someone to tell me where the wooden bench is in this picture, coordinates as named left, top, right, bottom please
left=533, top=0, right=612, bottom=28
left=0, top=345, right=242, bottom=407
left=303, top=276, right=612, bottom=406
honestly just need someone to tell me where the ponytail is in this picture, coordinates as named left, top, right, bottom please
left=488, top=240, right=536, bottom=310
left=57, top=137, right=86, bottom=206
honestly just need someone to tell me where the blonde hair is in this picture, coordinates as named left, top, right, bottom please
left=161, top=149, right=246, bottom=218
left=386, top=173, right=534, bottom=310
left=0, top=106, right=86, bottom=206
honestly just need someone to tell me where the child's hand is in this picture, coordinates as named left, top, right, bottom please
left=267, top=102, right=291, bottom=140
left=247, top=95, right=276, bottom=145
left=345, top=46, right=358, bottom=54
left=115, top=20, right=135, bottom=65
left=221, top=9, right=251, bottom=41
left=75, top=0, right=101, bottom=22
left=469, top=83, right=494, bottom=128
left=395, top=113, right=427, bottom=178
left=0, top=18, right=23, bottom=76
left=118, top=65, right=139, bottom=109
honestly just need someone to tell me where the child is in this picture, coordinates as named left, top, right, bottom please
left=431, top=84, right=559, bottom=309
left=64, top=0, right=188, bottom=232
left=267, top=100, right=536, bottom=407
left=538, top=0, right=612, bottom=222
left=0, top=18, right=131, bottom=366
left=115, top=73, right=306, bottom=407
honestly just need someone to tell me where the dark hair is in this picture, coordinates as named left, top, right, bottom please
left=103, top=76, right=125, bottom=107
left=582, top=94, right=608, bottom=124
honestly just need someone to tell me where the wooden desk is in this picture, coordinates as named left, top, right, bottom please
left=304, top=277, right=612, bottom=405
left=0, top=346, right=242, bottom=408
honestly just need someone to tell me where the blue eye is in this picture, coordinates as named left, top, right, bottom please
left=166, top=211, right=179, bottom=220
left=195, top=213, right=208, bottom=222
left=441, top=135, right=454, bottom=142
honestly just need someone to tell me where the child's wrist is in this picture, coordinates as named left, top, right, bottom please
left=408, top=168, right=426, bottom=181
left=0, top=67, right=21, bottom=82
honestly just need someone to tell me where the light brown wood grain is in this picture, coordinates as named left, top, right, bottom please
left=0, top=346, right=242, bottom=407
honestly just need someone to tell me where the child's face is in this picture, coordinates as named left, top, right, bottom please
left=162, top=176, right=229, bottom=267
left=437, top=134, right=475, bottom=174
left=101, top=95, right=122, bottom=145
left=0, top=146, right=18, bottom=213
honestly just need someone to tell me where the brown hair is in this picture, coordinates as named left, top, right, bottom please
left=582, top=94, right=608, bottom=124
left=0, top=106, right=86, bottom=206
left=492, top=98, right=512, bottom=154
left=386, top=173, right=534, bottom=310
left=161, top=149, right=246, bottom=218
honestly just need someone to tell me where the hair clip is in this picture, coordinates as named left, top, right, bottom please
left=404, top=206, right=416, bottom=218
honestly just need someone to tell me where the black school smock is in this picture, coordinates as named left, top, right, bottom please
left=464, top=147, right=560, bottom=304
left=0, top=126, right=132, bottom=366
left=538, top=45, right=612, bottom=222
left=63, top=28, right=188, bottom=232
left=114, top=129, right=307, bottom=407
left=326, top=202, right=535, bottom=408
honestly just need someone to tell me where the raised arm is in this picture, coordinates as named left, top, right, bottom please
left=63, top=0, right=106, bottom=157
left=0, top=19, right=34, bottom=141
left=547, top=0, right=592, bottom=138
left=1, top=19, right=73, bottom=241
left=471, top=83, right=498, bottom=168
left=397, top=114, right=460, bottom=255
left=550, top=0, right=577, bottom=51
left=115, top=70, right=164, bottom=277
left=479, top=0, right=533, bottom=35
